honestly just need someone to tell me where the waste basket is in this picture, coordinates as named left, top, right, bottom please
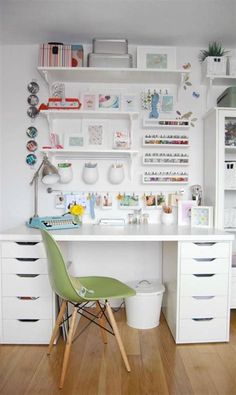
left=125, top=280, right=165, bottom=329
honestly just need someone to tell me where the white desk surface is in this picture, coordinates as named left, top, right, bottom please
left=0, top=224, right=234, bottom=242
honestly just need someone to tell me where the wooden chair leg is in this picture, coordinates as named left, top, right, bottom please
left=47, top=300, right=67, bottom=355
left=59, top=306, right=78, bottom=389
left=105, top=301, right=131, bottom=372
left=96, top=302, right=108, bottom=344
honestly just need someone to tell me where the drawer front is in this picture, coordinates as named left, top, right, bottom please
left=180, top=242, right=230, bottom=259
left=2, top=296, right=53, bottom=319
left=2, top=274, right=52, bottom=297
left=181, top=258, right=229, bottom=274
left=2, top=258, right=47, bottom=274
left=179, top=295, right=228, bottom=318
left=1, top=242, right=46, bottom=258
left=2, top=319, right=52, bottom=344
left=178, top=318, right=228, bottom=343
left=180, top=274, right=228, bottom=296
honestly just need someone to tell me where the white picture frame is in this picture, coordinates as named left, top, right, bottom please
left=64, top=132, right=84, bottom=149
left=81, top=93, right=97, bottom=111
left=178, top=200, right=197, bottom=226
left=161, top=94, right=174, bottom=112
left=83, top=120, right=107, bottom=149
left=191, top=206, right=214, bottom=228
left=98, top=94, right=120, bottom=111
left=137, top=46, right=176, bottom=70
left=118, top=193, right=140, bottom=209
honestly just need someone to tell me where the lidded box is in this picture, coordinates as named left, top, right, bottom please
left=87, top=53, right=132, bottom=68
left=93, top=38, right=128, bottom=54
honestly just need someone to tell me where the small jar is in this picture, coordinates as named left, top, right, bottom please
left=58, top=163, right=73, bottom=184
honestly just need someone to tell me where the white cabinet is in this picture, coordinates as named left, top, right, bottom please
left=162, top=240, right=231, bottom=343
left=0, top=241, right=55, bottom=344
left=203, top=108, right=236, bottom=307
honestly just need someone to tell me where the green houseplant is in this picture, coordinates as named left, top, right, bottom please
left=199, top=41, right=228, bottom=63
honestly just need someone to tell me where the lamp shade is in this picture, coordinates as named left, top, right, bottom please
left=41, top=158, right=60, bottom=185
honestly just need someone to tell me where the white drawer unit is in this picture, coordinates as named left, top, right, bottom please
left=231, top=267, right=236, bottom=308
left=163, top=240, right=231, bottom=344
left=0, top=241, right=55, bottom=344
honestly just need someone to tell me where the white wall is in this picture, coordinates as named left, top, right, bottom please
left=1, top=44, right=216, bottom=229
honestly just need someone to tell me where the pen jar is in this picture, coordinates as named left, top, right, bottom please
left=82, top=162, right=99, bottom=184
left=58, top=163, right=73, bottom=184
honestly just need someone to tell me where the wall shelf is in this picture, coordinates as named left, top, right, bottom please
left=203, top=75, right=236, bottom=107
left=40, top=109, right=139, bottom=121
left=37, top=66, right=188, bottom=86
left=142, top=118, right=190, bottom=128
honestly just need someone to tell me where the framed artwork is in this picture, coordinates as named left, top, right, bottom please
left=113, top=130, right=130, bottom=149
left=178, top=200, right=197, bottom=226
left=121, top=94, right=138, bottom=112
left=119, top=193, right=139, bottom=209
left=98, top=94, right=120, bottom=110
left=161, top=95, right=174, bottom=112
left=101, top=192, right=113, bottom=209
left=191, top=206, right=213, bottom=228
left=83, top=120, right=106, bottom=148
left=64, top=132, right=84, bottom=149
left=81, top=93, right=96, bottom=111
left=137, top=46, right=176, bottom=70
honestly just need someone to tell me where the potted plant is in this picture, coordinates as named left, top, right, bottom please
left=199, top=41, right=228, bottom=77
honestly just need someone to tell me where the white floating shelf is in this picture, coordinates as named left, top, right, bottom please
left=40, top=109, right=139, bottom=121
left=37, top=66, right=188, bottom=85
left=143, top=143, right=189, bottom=148
left=225, top=146, right=236, bottom=151
left=143, top=180, right=189, bottom=184
left=204, top=75, right=236, bottom=86
left=40, top=148, right=138, bottom=159
left=143, top=161, right=189, bottom=166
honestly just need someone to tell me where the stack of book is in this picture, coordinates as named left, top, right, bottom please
left=38, top=43, right=83, bottom=67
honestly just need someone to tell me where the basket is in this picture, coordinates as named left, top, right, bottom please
left=202, top=56, right=227, bottom=78
left=225, top=161, right=236, bottom=188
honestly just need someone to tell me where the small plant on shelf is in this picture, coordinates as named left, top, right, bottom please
left=198, top=41, right=228, bottom=63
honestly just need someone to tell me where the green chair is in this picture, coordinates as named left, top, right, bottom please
left=41, top=229, right=136, bottom=389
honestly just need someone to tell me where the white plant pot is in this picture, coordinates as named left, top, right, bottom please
left=108, top=164, right=124, bottom=184
left=162, top=212, right=174, bottom=225
left=202, top=56, right=227, bottom=78
left=58, top=163, right=73, bottom=184
left=82, top=163, right=99, bottom=184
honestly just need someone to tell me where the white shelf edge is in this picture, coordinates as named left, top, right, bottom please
left=143, top=144, right=189, bottom=148
left=143, top=162, right=189, bottom=166
left=40, top=109, right=139, bottom=119
left=40, top=148, right=139, bottom=156
left=142, top=181, right=189, bottom=184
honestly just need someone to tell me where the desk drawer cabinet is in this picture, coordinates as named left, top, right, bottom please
left=177, top=241, right=231, bottom=344
left=0, top=241, right=55, bottom=344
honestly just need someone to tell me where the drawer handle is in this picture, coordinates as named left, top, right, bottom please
left=193, top=274, right=215, bottom=277
left=16, top=242, right=39, bottom=246
left=17, top=296, right=39, bottom=300
left=194, top=242, right=216, bottom=246
left=193, top=258, right=216, bottom=262
left=16, top=274, right=39, bottom=278
left=192, top=318, right=214, bottom=322
left=18, top=319, right=39, bottom=322
left=192, top=296, right=215, bottom=300
left=16, top=258, right=39, bottom=262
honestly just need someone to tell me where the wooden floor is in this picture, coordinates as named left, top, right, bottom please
left=1, top=310, right=236, bottom=395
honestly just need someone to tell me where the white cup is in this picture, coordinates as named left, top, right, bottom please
left=82, top=163, right=99, bottom=184
left=108, top=164, right=124, bottom=184
left=58, top=163, right=73, bottom=184
left=162, top=212, right=174, bottom=225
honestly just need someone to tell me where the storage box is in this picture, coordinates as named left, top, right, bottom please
left=71, top=44, right=84, bottom=67
left=93, top=38, right=128, bottom=54
left=87, top=53, right=133, bottom=68
left=217, top=87, right=236, bottom=107
left=48, top=98, right=81, bottom=109
left=227, top=57, right=236, bottom=76
left=225, top=161, right=236, bottom=188
left=202, top=56, right=227, bottom=78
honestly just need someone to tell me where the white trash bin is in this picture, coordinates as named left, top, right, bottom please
left=125, top=280, right=165, bottom=329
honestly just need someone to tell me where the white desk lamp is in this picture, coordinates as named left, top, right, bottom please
left=29, top=155, right=59, bottom=219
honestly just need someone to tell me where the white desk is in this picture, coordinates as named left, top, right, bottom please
left=0, top=224, right=234, bottom=345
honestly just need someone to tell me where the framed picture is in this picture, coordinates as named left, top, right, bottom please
left=81, top=93, right=96, bottom=111
left=119, top=193, right=140, bottom=209
left=64, top=132, right=84, bottom=149
left=98, top=94, right=120, bottom=110
left=168, top=193, right=182, bottom=207
left=161, top=95, right=174, bottom=112
left=83, top=120, right=107, bottom=148
left=101, top=192, right=113, bottom=209
left=121, top=94, right=138, bottom=112
left=178, top=200, right=197, bottom=226
left=191, top=206, right=213, bottom=228
left=137, top=46, right=176, bottom=70
left=113, top=130, right=130, bottom=149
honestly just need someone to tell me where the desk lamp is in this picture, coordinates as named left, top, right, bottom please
left=29, top=155, right=59, bottom=220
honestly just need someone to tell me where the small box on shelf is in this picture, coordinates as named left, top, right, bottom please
left=202, top=56, right=227, bottom=79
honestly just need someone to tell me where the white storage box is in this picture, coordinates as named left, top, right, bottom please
left=202, top=56, right=227, bottom=77
left=87, top=53, right=133, bottom=68
left=227, top=57, right=236, bottom=76
left=125, top=280, right=165, bottom=329
left=225, top=161, right=236, bottom=188
left=92, top=39, right=128, bottom=54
